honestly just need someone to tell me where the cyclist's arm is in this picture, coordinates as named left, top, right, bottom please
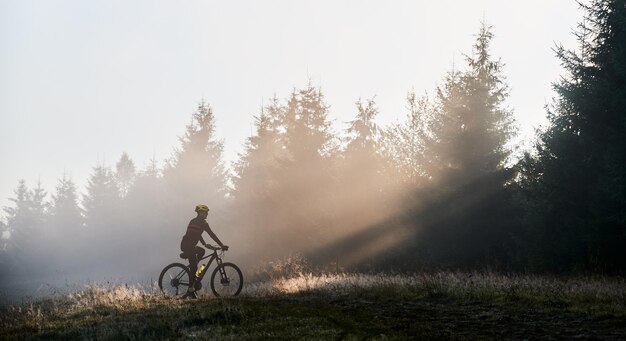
left=199, top=235, right=207, bottom=246
left=205, top=223, right=224, bottom=247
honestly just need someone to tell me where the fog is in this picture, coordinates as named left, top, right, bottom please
left=3, top=0, right=625, bottom=303
left=0, top=32, right=515, bottom=300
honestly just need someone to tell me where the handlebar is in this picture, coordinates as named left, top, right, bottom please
left=204, top=244, right=228, bottom=251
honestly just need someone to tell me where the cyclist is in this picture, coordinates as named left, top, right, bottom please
left=180, top=204, right=229, bottom=298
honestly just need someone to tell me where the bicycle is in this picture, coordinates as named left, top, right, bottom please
left=158, top=245, right=243, bottom=297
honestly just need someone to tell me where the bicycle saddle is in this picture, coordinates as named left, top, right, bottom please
left=179, top=252, right=188, bottom=259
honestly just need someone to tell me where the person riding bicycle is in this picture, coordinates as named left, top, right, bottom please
left=180, top=204, right=228, bottom=298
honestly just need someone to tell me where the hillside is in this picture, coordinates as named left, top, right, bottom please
left=2, top=272, right=626, bottom=340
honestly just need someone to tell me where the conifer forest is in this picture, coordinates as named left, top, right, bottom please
left=1, top=1, right=626, bottom=339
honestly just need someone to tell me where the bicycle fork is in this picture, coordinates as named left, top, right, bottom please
left=216, top=258, right=230, bottom=285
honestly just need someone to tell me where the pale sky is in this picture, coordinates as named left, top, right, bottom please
left=0, top=0, right=583, bottom=212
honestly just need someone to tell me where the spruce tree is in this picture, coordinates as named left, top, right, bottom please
left=2, top=180, right=30, bottom=265
left=2, top=180, right=48, bottom=272
left=379, top=24, right=518, bottom=269
left=520, top=0, right=626, bottom=272
left=275, top=84, right=338, bottom=253
left=339, top=98, right=389, bottom=226
left=382, top=92, right=436, bottom=187
left=82, top=165, right=119, bottom=231
left=432, top=24, right=515, bottom=187
left=46, top=175, right=84, bottom=271
left=230, top=98, right=285, bottom=257
left=49, top=175, right=83, bottom=233
left=115, top=152, right=136, bottom=198
left=164, top=101, right=227, bottom=215
left=0, top=219, right=8, bottom=274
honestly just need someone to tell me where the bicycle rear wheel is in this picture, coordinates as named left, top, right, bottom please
left=158, top=263, right=192, bottom=297
left=210, top=262, right=243, bottom=297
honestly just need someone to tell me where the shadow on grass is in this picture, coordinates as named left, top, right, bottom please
left=3, top=276, right=626, bottom=340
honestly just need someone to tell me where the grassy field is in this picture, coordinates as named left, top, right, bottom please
left=1, top=271, right=626, bottom=340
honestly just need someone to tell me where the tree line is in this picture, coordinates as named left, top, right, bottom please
left=1, top=0, right=624, bottom=278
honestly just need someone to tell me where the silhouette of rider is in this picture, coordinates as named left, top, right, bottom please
left=180, top=204, right=228, bottom=298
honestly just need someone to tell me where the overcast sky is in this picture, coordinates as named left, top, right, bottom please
left=0, top=0, right=583, bottom=211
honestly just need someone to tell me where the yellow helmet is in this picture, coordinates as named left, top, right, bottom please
left=195, top=204, right=209, bottom=213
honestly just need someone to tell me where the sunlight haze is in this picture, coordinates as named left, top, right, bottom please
left=1, top=0, right=581, bottom=209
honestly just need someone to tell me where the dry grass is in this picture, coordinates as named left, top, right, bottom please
left=1, top=270, right=625, bottom=339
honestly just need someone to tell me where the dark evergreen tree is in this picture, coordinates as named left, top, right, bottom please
left=373, top=24, right=519, bottom=269
left=519, top=0, right=626, bottom=272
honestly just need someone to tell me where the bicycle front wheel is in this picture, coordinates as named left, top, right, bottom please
left=210, top=262, right=243, bottom=297
left=158, top=263, right=192, bottom=297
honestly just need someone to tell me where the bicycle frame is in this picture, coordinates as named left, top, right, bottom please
left=195, top=249, right=224, bottom=280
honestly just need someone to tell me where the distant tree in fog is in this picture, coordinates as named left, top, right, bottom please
left=0, top=219, right=7, bottom=251
left=125, top=157, right=170, bottom=253
left=49, top=175, right=83, bottom=231
left=337, top=98, right=395, bottom=229
left=82, top=165, right=120, bottom=230
left=128, top=157, right=164, bottom=216
left=381, top=93, right=435, bottom=187
left=0, top=219, right=8, bottom=274
left=115, top=152, right=136, bottom=198
left=44, top=175, right=84, bottom=272
left=430, top=24, right=515, bottom=187
left=2, top=180, right=48, bottom=272
left=345, top=98, right=379, bottom=159
left=371, top=24, right=520, bottom=269
left=274, top=84, right=339, bottom=252
left=230, top=99, right=285, bottom=256
left=230, top=84, right=339, bottom=259
left=164, top=101, right=227, bottom=214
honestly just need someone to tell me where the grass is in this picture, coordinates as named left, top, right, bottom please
left=1, top=271, right=626, bottom=340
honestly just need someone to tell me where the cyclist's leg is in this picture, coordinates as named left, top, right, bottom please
left=187, top=247, right=204, bottom=276
left=195, top=246, right=205, bottom=263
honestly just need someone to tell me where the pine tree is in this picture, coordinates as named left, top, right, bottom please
left=2, top=180, right=48, bottom=271
left=232, top=97, right=284, bottom=203
left=82, top=165, right=119, bottom=230
left=340, top=98, right=389, bottom=222
left=115, top=152, right=136, bottom=198
left=345, top=98, right=379, bottom=159
left=164, top=101, right=227, bottom=215
left=0, top=218, right=8, bottom=274
left=2, top=180, right=30, bottom=257
left=519, top=0, right=626, bottom=272
left=49, top=175, right=83, bottom=233
left=377, top=24, right=518, bottom=269
left=230, top=98, right=286, bottom=257
left=432, top=24, right=515, bottom=187
left=275, top=84, right=339, bottom=253
left=45, top=175, right=84, bottom=271
left=381, top=92, right=436, bottom=187
left=230, top=84, right=339, bottom=259
left=0, top=219, right=7, bottom=252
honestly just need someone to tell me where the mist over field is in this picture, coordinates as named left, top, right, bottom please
left=1, top=2, right=625, bottom=333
